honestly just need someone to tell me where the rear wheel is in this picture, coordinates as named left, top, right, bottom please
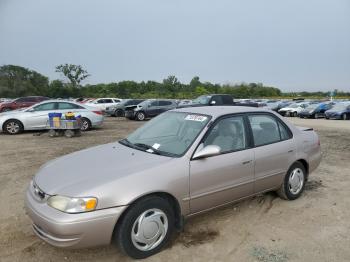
left=292, top=111, right=298, bottom=117
left=3, top=119, right=23, bottom=135
left=277, top=162, right=306, bottom=200
left=342, top=114, right=348, bottom=120
left=115, top=109, right=124, bottom=117
left=80, top=117, right=91, bottom=131
left=115, top=196, right=175, bottom=259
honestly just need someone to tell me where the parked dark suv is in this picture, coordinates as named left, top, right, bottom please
left=125, top=99, right=177, bottom=121
left=105, top=99, right=144, bottom=117
left=178, top=94, right=234, bottom=108
left=0, top=96, right=49, bottom=112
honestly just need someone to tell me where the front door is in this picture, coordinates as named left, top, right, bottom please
left=189, top=115, right=255, bottom=213
left=24, top=102, right=57, bottom=129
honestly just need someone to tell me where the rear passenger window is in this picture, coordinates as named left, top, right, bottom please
left=248, top=115, right=281, bottom=146
left=58, top=102, right=82, bottom=110
left=159, top=101, right=172, bottom=106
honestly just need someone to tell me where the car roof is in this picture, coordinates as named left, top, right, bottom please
left=172, top=106, right=271, bottom=118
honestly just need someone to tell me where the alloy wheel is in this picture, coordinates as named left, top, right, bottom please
left=6, top=121, right=20, bottom=134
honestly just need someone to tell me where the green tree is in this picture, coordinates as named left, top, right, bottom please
left=0, top=65, right=49, bottom=97
left=55, top=64, right=90, bottom=88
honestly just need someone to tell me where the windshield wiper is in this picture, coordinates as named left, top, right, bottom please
left=119, top=138, right=137, bottom=149
left=133, top=143, right=177, bottom=157
left=133, top=143, right=162, bottom=154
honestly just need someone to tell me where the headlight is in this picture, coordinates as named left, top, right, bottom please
left=47, top=195, right=97, bottom=213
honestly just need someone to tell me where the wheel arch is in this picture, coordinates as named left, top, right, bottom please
left=2, top=118, right=24, bottom=131
left=295, top=159, right=309, bottom=180
left=112, top=191, right=183, bottom=240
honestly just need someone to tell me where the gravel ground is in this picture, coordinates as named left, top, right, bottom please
left=0, top=117, right=349, bottom=262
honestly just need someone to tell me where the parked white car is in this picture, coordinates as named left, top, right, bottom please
left=278, top=102, right=309, bottom=117
left=85, top=98, right=122, bottom=111
left=0, top=100, right=104, bottom=134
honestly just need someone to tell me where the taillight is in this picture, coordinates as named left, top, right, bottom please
left=93, top=111, right=103, bottom=115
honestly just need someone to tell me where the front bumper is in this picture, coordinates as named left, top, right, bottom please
left=25, top=184, right=127, bottom=248
left=325, top=113, right=341, bottom=119
left=124, top=110, right=136, bottom=119
left=299, top=112, right=313, bottom=118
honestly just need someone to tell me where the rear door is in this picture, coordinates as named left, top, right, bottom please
left=247, top=113, right=295, bottom=193
left=158, top=101, right=173, bottom=115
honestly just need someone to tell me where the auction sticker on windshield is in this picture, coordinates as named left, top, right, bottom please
left=185, top=115, right=207, bottom=122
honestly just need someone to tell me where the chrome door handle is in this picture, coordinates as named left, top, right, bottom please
left=288, top=150, right=294, bottom=153
left=242, top=160, right=252, bottom=165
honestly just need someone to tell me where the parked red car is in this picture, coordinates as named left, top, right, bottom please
left=0, top=96, right=49, bottom=112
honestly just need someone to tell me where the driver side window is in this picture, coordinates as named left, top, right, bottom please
left=33, top=102, right=56, bottom=111
left=203, top=116, right=246, bottom=153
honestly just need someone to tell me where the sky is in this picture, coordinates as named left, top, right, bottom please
left=0, top=0, right=349, bottom=92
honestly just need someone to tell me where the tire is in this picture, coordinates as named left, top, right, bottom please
left=277, top=162, right=306, bottom=200
left=64, top=130, right=75, bottom=138
left=48, top=129, right=59, bottom=137
left=115, top=109, right=124, bottom=117
left=342, top=114, right=347, bottom=120
left=136, top=112, right=146, bottom=121
left=3, top=119, right=23, bottom=135
left=292, top=111, right=298, bottom=117
left=80, top=117, right=91, bottom=131
left=115, top=196, right=175, bottom=259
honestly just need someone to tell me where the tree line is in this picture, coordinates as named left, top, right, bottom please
left=0, top=64, right=349, bottom=99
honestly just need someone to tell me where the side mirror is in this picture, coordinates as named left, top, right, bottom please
left=193, top=145, right=221, bottom=160
left=210, top=100, right=216, bottom=105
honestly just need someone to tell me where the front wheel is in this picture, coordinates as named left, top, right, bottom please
left=115, top=196, right=175, bottom=259
left=277, top=162, right=306, bottom=200
left=292, top=111, right=298, bottom=117
left=3, top=119, right=23, bottom=135
left=115, top=109, right=124, bottom=117
left=136, top=112, right=146, bottom=121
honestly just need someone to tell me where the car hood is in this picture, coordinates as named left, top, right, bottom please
left=34, top=142, right=173, bottom=197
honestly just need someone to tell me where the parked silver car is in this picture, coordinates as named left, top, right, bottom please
left=0, top=100, right=104, bottom=134
left=25, top=106, right=321, bottom=258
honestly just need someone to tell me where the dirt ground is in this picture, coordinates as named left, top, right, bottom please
left=0, top=117, right=349, bottom=262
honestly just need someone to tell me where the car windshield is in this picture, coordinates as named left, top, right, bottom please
left=120, top=99, right=131, bottom=105
left=288, top=103, right=300, bottom=108
left=331, top=103, right=350, bottom=110
left=192, top=95, right=210, bottom=105
left=138, top=100, right=152, bottom=107
left=120, top=111, right=210, bottom=157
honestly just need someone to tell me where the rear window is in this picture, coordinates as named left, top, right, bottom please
left=58, top=102, right=83, bottom=110
left=159, top=101, right=172, bottom=106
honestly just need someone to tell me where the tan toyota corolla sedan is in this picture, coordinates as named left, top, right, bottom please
left=25, top=106, right=321, bottom=259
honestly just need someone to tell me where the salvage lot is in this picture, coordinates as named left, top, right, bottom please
left=0, top=117, right=349, bottom=262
